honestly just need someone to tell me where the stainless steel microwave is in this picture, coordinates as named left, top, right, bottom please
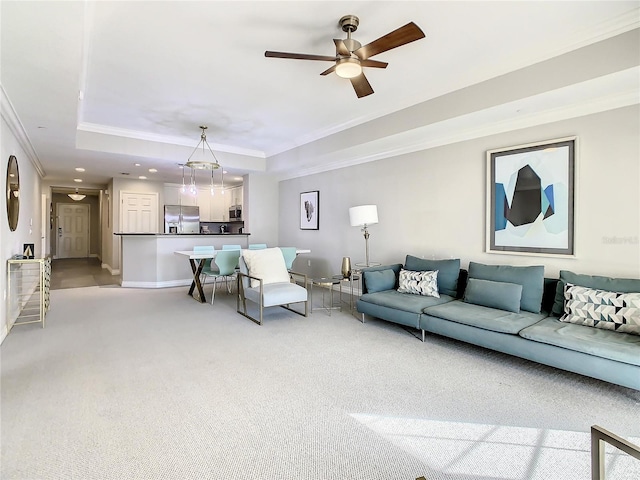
left=229, top=205, right=242, bottom=220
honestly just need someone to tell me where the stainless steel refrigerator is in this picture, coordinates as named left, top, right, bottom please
left=164, top=205, right=200, bottom=234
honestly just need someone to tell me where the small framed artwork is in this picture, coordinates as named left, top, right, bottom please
left=23, top=243, right=35, bottom=259
left=486, top=136, right=576, bottom=256
left=300, top=190, right=319, bottom=230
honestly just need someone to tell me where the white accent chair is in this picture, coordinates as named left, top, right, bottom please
left=237, top=248, right=308, bottom=325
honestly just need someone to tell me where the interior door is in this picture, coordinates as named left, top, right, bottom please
left=120, top=192, right=159, bottom=233
left=57, top=203, right=89, bottom=258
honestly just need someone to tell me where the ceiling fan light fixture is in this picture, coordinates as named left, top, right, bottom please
left=335, top=57, right=362, bottom=79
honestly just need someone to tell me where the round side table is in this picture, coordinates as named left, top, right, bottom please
left=310, top=277, right=342, bottom=315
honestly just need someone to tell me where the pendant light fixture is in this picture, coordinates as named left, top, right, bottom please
left=184, top=125, right=224, bottom=196
left=68, top=188, right=86, bottom=201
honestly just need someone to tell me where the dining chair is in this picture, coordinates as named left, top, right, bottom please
left=222, top=244, right=242, bottom=250
left=248, top=243, right=267, bottom=250
left=237, top=248, right=308, bottom=325
left=202, top=249, right=241, bottom=304
left=193, top=245, right=216, bottom=271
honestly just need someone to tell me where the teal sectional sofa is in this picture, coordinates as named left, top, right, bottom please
left=356, top=256, right=640, bottom=390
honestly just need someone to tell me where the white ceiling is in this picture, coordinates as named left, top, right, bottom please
left=1, top=1, right=638, bottom=189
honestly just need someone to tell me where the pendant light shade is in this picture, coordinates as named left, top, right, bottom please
left=68, top=188, right=86, bottom=201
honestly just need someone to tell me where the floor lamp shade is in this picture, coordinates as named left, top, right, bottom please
left=349, top=205, right=378, bottom=227
left=349, top=205, right=378, bottom=267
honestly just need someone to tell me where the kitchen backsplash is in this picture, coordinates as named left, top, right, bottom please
left=200, top=221, right=244, bottom=234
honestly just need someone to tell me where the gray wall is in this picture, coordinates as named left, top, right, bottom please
left=278, top=105, right=640, bottom=280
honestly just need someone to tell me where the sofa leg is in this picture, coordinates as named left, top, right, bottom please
left=421, top=330, right=425, bottom=342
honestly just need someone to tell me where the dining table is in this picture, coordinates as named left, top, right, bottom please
left=174, top=248, right=311, bottom=303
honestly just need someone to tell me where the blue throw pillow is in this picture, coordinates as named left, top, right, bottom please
left=468, top=262, right=544, bottom=313
left=463, top=278, right=523, bottom=313
left=551, top=271, right=640, bottom=317
left=364, top=269, right=396, bottom=293
left=404, top=256, right=460, bottom=297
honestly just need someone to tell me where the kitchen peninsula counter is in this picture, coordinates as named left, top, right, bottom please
left=116, top=233, right=250, bottom=288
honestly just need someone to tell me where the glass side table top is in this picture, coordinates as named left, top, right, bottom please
left=312, top=277, right=342, bottom=287
left=354, top=262, right=382, bottom=269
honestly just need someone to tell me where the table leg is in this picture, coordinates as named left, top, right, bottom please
left=187, top=258, right=207, bottom=303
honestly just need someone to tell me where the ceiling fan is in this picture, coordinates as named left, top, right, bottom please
left=265, top=15, right=425, bottom=98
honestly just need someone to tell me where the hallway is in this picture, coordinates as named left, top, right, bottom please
left=50, top=258, right=120, bottom=290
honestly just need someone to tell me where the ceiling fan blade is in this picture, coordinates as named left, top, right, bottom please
left=333, top=39, right=350, bottom=56
left=353, top=22, right=425, bottom=60
left=265, top=51, right=336, bottom=62
left=350, top=73, right=374, bottom=98
left=320, top=65, right=337, bottom=76
left=360, top=59, right=388, bottom=69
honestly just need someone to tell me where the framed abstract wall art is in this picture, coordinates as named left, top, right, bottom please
left=300, top=190, right=319, bottom=230
left=486, top=137, right=576, bottom=256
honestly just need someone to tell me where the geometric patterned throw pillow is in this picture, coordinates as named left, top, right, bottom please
left=560, top=283, right=640, bottom=335
left=397, top=269, right=439, bottom=297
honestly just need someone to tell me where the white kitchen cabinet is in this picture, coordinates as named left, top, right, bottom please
left=164, top=184, right=196, bottom=206
left=164, top=185, right=181, bottom=206
left=210, top=189, right=227, bottom=221
left=232, top=186, right=243, bottom=207
left=197, top=187, right=212, bottom=221
left=200, top=187, right=228, bottom=221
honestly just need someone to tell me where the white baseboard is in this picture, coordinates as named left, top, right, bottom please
left=121, top=279, right=193, bottom=289
left=101, top=263, right=120, bottom=275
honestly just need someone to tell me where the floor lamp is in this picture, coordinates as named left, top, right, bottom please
left=349, top=205, right=378, bottom=267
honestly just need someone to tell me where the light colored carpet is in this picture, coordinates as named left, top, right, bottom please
left=1, top=285, right=639, bottom=480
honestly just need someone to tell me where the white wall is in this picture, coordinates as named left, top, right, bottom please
left=279, top=105, right=640, bottom=280
left=244, top=173, right=279, bottom=247
left=109, top=177, right=165, bottom=273
left=1, top=109, right=43, bottom=342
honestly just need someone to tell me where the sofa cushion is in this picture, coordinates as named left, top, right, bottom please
left=405, top=256, right=460, bottom=297
left=551, top=270, right=640, bottom=317
left=519, top=317, right=640, bottom=366
left=463, top=278, right=522, bottom=313
left=360, top=290, right=454, bottom=314
left=360, top=264, right=403, bottom=294
left=397, top=269, right=439, bottom=297
left=468, top=262, right=544, bottom=314
left=424, top=300, right=545, bottom=334
left=363, top=269, right=397, bottom=293
left=560, top=284, right=640, bottom=335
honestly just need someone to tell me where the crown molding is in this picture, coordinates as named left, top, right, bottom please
left=77, top=122, right=266, bottom=158
left=276, top=88, right=639, bottom=182
left=0, top=85, right=46, bottom=177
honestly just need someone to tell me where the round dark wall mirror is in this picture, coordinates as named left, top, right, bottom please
left=6, top=155, right=19, bottom=231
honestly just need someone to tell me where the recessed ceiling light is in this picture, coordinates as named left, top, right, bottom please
left=134, top=163, right=141, bottom=167
left=148, top=168, right=157, bottom=173
left=75, top=167, right=85, bottom=172
left=138, top=176, right=147, bottom=180
left=223, top=170, right=228, bottom=174
left=74, top=178, right=83, bottom=183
